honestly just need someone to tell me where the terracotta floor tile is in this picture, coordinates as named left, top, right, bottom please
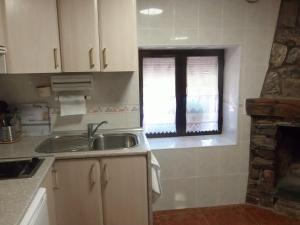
left=201, top=205, right=256, bottom=225
left=241, top=205, right=300, bottom=225
left=153, top=205, right=300, bottom=225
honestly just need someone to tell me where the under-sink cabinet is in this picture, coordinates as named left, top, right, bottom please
left=53, top=159, right=103, bottom=225
left=45, top=156, right=149, bottom=225
left=100, top=156, right=148, bottom=225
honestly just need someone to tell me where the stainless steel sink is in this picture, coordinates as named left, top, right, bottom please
left=92, top=133, right=138, bottom=150
left=35, top=133, right=139, bottom=153
left=35, top=135, right=89, bottom=153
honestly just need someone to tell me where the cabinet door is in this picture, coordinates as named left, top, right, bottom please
left=54, top=159, right=103, bottom=225
left=98, top=0, right=138, bottom=72
left=0, top=1, right=5, bottom=46
left=4, top=0, right=61, bottom=73
left=100, top=156, right=149, bottom=225
left=41, top=167, right=57, bottom=225
left=58, top=0, right=100, bottom=72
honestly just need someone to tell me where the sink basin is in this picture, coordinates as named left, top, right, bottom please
left=35, top=133, right=139, bottom=153
left=92, top=133, right=138, bottom=150
left=35, top=135, right=88, bottom=153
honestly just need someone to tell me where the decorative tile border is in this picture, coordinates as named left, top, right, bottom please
left=50, top=104, right=139, bottom=114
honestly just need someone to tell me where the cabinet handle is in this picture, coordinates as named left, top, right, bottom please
left=52, top=170, right=60, bottom=190
left=102, top=48, right=108, bottom=69
left=89, top=48, right=95, bottom=69
left=53, top=48, right=59, bottom=69
left=102, top=163, right=109, bottom=187
left=89, top=163, right=96, bottom=187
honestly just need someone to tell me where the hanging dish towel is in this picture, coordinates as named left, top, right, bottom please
left=151, top=152, right=162, bottom=202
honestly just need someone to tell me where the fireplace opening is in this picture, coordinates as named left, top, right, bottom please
left=275, top=125, right=300, bottom=207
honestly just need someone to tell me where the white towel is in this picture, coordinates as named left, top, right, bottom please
left=151, top=152, right=162, bottom=202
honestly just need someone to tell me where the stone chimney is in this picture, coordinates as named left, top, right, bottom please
left=261, top=0, right=300, bottom=98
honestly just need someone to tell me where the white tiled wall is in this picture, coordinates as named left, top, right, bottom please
left=137, top=0, right=281, bottom=210
left=0, top=72, right=140, bottom=130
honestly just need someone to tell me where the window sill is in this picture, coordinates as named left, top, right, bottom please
left=148, top=134, right=236, bottom=150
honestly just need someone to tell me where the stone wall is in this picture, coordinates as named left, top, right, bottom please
left=261, top=0, right=300, bottom=98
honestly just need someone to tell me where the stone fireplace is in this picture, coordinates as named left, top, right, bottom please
left=245, top=0, right=300, bottom=217
left=246, top=99, right=300, bottom=217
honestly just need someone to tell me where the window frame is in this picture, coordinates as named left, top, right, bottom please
left=139, top=49, right=224, bottom=138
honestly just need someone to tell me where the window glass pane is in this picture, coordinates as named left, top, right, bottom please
left=186, top=56, right=219, bottom=132
left=143, top=57, right=176, bottom=134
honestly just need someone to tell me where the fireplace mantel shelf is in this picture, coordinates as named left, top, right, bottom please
left=246, top=98, right=300, bottom=119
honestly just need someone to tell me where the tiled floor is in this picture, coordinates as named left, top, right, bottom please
left=153, top=204, right=300, bottom=225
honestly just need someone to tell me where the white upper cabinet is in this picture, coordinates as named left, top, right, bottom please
left=0, top=1, right=6, bottom=46
left=58, top=0, right=100, bottom=72
left=4, top=0, right=61, bottom=74
left=98, top=0, right=138, bottom=72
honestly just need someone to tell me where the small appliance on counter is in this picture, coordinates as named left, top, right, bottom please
left=0, top=101, right=22, bottom=143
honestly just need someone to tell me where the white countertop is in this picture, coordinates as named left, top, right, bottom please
left=0, top=157, right=55, bottom=225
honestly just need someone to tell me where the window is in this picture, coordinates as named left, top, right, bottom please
left=139, top=49, right=224, bottom=138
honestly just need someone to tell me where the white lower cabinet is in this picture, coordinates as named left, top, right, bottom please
left=100, top=156, right=149, bottom=225
left=53, top=159, right=103, bottom=225
left=41, top=167, right=57, bottom=225
left=50, top=156, right=149, bottom=225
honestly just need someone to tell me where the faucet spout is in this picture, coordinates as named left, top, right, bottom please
left=87, top=121, right=108, bottom=149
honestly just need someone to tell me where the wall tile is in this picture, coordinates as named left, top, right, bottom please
left=221, top=28, right=245, bottom=45
left=147, top=0, right=174, bottom=29
left=50, top=111, right=140, bottom=131
left=222, top=0, right=246, bottom=30
left=196, top=176, right=221, bottom=207
left=174, top=0, right=199, bottom=30
left=171, top=29, right=198, bottom=45
left=243, top=28, right=274, bottom=67
left=137, top=29, right=150, bottom=46
left=219, top=146, right=243, bottom=175
left=223, top=47, right=241, bottom=106
left=240, top=64, right=268, bottom=100
left=137, top=0, right=150, bottom=29
left=219, top=174, right=246, bottom=205
left=153, top=148, right=197, bottom=179
left=196, top=148, right=221, bottom=177
left=147, top=28, right=174, bottom=45
left=198, top=28, right=222, bottom=46
left=222, top=103, right=238, bottom=142
left=239, top=141, right=251, bottom=174
left=198, top=0, right=222, bottom=29
left=238, top=109, right=251, bottom=143
left=153, top=178, right=197, bottom=211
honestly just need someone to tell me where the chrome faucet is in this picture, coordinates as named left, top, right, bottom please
left=87, top=121, right=108, bottom=149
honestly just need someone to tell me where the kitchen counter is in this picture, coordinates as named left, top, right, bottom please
left=0, top=157, right=55, bottom=225
left=0, top=128, right=150, bottom=225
